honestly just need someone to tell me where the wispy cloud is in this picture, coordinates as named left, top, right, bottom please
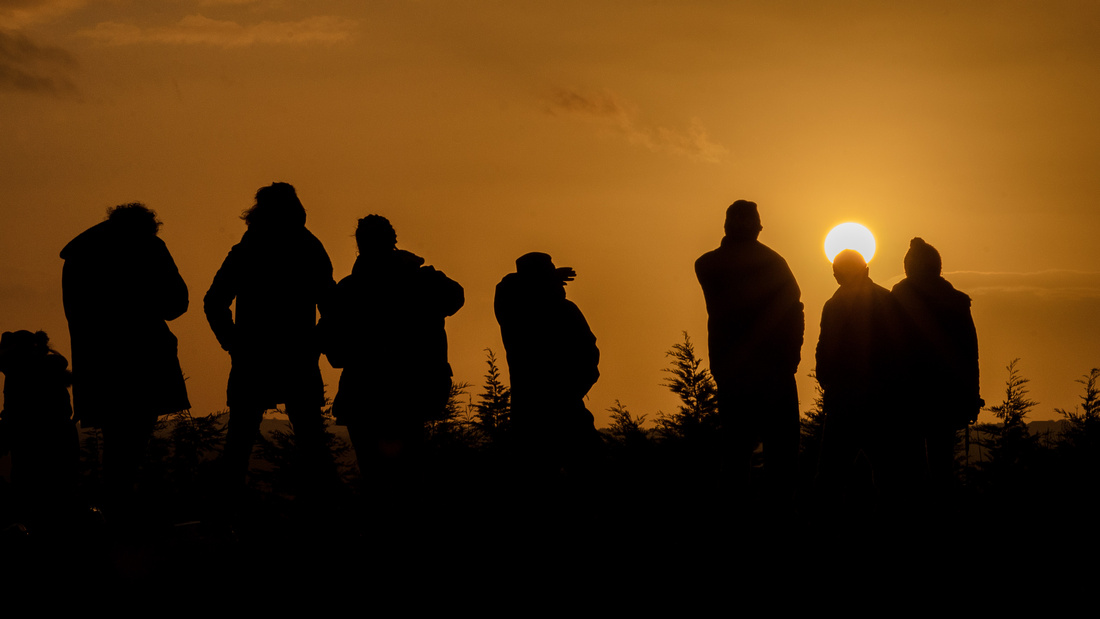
left=545, top=87, right=728, bottom=163
left=947, top=270, right=1100, bottom=299
left=0, top=29, right=77, bottom=95
left=0, top=0, right=87, bottom=30
left=80, top=14, right=357, bottom=48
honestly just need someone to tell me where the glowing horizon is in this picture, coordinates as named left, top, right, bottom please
left=2, top=2, right=1098, bottom=425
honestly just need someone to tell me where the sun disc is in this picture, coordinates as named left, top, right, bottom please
left=824, top=223, right=876, bottom=263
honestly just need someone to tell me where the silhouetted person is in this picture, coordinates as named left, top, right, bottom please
left=891, top=238, right=981, bottom=493
left=320, top=215, right=464, bottom=488
left=204, top=183, right=336, bottom=499
left=495, top=252, right=601, bottom=480
left=60, top=203, right=190, bottom=517
left=816, top=249, right=907, bottom=499
left=0, top=330, right=78, bottom=533
left=695, top=200, right=804, bottom=499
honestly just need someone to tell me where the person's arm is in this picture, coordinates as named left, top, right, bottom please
left=154, top=238, right=189, bottom=322
left=204, top=250, right=238, bottom=353
left=426, top=267, right=465, bottom=318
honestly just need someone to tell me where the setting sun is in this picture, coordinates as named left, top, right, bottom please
left=824, top=223, right=876, bottom=263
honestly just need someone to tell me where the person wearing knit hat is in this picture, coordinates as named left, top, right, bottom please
left=892, top=237, right=982, bottom=495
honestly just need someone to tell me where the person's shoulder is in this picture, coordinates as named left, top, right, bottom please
left=938, top=277, right=972, bottom=307
left=335, top=272, right=356, bottom=288
left=219, top=234, right=250, bottom=263
left=299, top=227, right=327, bottom=249
left=148, top=233, right=171, bottom=253
left=762, top=242, right=788, bottom=260
left=60, top=221, right=113, bottom=260
left=752, top=240, right=793, bottom=266
left=696, top=245, right=721, bottom=262
left=694, top=245, right=724, bottom=272
left=497, top=272, right=521, bottom=288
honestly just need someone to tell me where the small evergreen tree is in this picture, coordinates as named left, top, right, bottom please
left=426, top=380, right=475, bottom=447
left=1056, top=368, right=1100, bottom=438
left=606, top=399, right=648, bottom=446
left=656, top=332, right=719, bottom=441
left=973, top=358, right=1040, bottom=490
left=603, top=399, right=656, bottom=483
left=473, top=348, right=511, bottom=446
left=142, top=410, right=227, bottom=516
left=799, top=372, right=826, bottom=481
left=989, top=358, right=1038, bottom=429
left=251, top=405, right=353, bottom=499
left=1055, top=368, right=1100, bottom=479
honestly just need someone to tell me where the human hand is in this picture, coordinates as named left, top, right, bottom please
left=556, top=267, right=577, bottom=284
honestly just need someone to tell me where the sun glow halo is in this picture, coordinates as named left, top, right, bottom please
left=824, top=223, right=876, bottom=263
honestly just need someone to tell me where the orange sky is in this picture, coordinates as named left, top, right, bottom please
left=3, top=1, right=1099, bottom=425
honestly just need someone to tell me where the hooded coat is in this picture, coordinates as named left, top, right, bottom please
left=892, top=276, right=980, bottom=427
left=320, top=249, right=464, bottom=426
left=60, top=220, right=191, bottom=427
left=204, top=226, right=333, bottom=410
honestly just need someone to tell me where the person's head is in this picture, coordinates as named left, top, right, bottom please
left=903, top=237, right=942, bottom=280
left=516, top=252, right=576, bottom=290
left=833, top=249, right=869, bottom=287
left=0, top=330, right=52, bottom=372
left=107, top=202, right=161, bottom=235
left=355, top=214, right=397, bottom=254
left=242, top=182, right=306, bottom=230
left=516, top=252, right=555, bottom=276
left=724, top=200, right=762, bottom=241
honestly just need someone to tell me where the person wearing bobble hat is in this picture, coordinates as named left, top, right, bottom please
left=892, top=238, right=982, bottom=495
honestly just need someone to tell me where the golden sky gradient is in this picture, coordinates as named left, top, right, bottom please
left=3, top=1, right=1099, bottom=425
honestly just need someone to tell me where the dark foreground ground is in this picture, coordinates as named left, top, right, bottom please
left=2, top=459, right=1094, bottom=610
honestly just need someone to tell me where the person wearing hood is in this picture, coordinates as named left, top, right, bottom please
left=891, top=238, right=982, bottom=492
left=319, top=215, right=463, bottom=481
left=494, top=252, right=601, bottom=479
left=60, top=203, right=190, bottom=512
left=204, top=183, right=336, bottom=494
left=695, top=200, right=804, bottom=499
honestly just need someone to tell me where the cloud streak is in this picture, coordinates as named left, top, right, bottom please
left=0, top=30, right=77, bottom=95
left=80, top=14, right=357, bottom=48
left=0, top=0, right=87, bottom=30
left=946, top=270, right=1100, bottom=300
left=545, top=88, right=728, bottom=163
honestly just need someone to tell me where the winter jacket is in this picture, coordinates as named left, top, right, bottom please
left=816, top=277, right=903, bottom=417
left=60, top=220, right=190, bottom=426
left=695, top=236, right=804, bottom=383
left=204, top=227, right=334, bottom=410
left=494, top=272, right=599, bottom=407
left=892, top=275, right=981, bottom=427
left=319, top=249, right=463, bottom=424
